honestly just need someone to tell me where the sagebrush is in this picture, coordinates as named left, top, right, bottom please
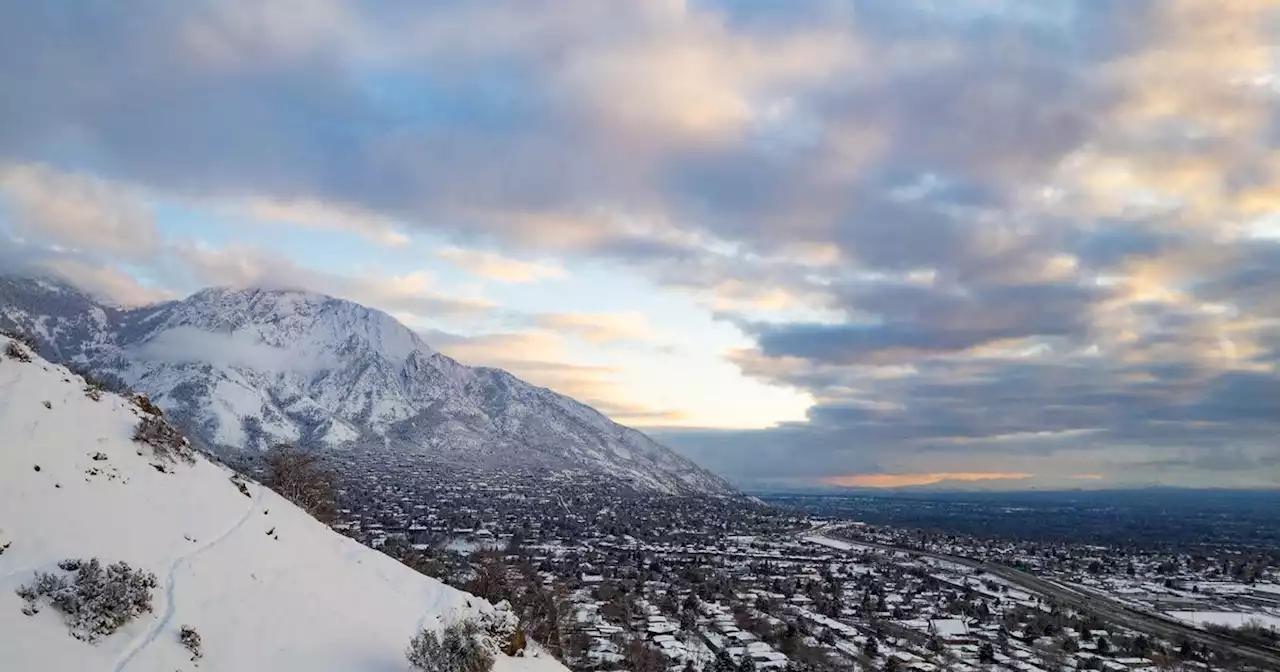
left=15, top=558, right=159, bottom=641
left=133, top=415, right=196, bottom=464
left=4, top=340, right=32, bottom=363
left=1, top=328, right=38, bottom=354
left=179, top=624, right=203, bottom=660
left=406, top=619, right=495, bottom=672
left=132, top=393, right=164, bottom=416
left=481, top=601, right=523, bottom=656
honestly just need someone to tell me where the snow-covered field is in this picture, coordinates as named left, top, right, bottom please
left=0, top=338, right=567, bottom=672
left=802, top=535, right=854, bottom=551
left=801, top=535, right=884, bottom=553
left=1167, top=611, right=1280, bottom=630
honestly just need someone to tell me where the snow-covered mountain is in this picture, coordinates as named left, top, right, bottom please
left=0, top=334, right=568, bottom=671
left=0, top=276, right=733, bottom=495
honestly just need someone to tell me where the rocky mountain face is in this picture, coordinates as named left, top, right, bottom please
left=0, top=276, right=733, bottom=495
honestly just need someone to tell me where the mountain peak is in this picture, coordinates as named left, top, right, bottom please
left=167, top=285, right=436, bottom=362
left=0, top=275, right=733, bottom=495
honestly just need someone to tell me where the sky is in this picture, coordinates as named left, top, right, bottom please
left=1, top=0, right=1279, bottom=491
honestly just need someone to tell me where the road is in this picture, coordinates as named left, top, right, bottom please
left=816, top=529, right=1280, bottom=669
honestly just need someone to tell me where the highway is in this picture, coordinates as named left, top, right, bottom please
left=817, top=529, right=1280, bottom=669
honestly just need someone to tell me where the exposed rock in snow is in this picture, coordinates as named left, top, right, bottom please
left=0, top=335, right=569, bottom=671
left=0, top=276, right=733, bottom=495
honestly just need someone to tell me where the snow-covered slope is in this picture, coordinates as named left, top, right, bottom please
left=0, top=336, right=568, bottom=672
left=0, top=276, right=733, bottom=495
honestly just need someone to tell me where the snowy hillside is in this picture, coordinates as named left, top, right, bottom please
left=0, top=276, right=733, bottom=495
left=0, top=336, right=569, bottom=671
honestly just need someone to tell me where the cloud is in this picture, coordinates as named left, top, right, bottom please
left=532, top=312, right=659, bottom=343
left=0, top=0, right=855, bottom=254
left=166, top=242, right=496, bottom=320
left=438, top=248, right=565, bottom=283
left=238, top=198, right=410, bottom=246
left=134, top=326, right=336, bottom=374
left=0, top=1, right=1125, bottom=270
left=0, top=163, right=159, bottom=259
left=0, top=231, right=173, bottom=307
left=426, top=328, right=686, bottom=426
left=35, top=258, right=176, bottom=307
left=746, top=279, right=1100, bottom=365
left=666, top=1, right=1280, bottom=486
left=2, top=0, right=1280, bottom=487
left=425, top=330, right=569, bottom=367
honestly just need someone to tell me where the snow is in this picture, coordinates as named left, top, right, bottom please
left=0, top=339, right=568, bottom=672
left=1167, top=611, right=1280, bottom=630
left=802, top=536, right=853, bottom=551
left=801, top=535, right=881, bottom=553
left=930, top=618, right=970, bottom=638
left=1, top=277, right=734, bottom=495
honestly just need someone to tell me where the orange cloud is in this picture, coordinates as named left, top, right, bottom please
left=437, top=247, right=565, bottom=283
left=820, top=472, right=1034, bottom=488
left=534, top=312, right=659, bottom=343
left=240, top=197, right=410, bottom=247
left=1071, top=473, right=1105, bottom=480
left=0, top=162, right=160, bottom=258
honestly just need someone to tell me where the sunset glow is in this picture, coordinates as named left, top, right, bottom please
left=819, top=473, right=1035, bottom=489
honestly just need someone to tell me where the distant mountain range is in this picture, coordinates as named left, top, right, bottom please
left=0, top=275, right=733, bottom=495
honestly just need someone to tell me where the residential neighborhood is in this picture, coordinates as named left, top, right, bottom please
left=317, top=448, right=1280, bottom=672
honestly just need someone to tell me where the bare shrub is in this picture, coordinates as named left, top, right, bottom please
left=180, top=625, right=203, bottom=660
left=15, top=583, right=38, bottom=602
left=4, top=340, right=32, bottom=362
left=133, top=415, right=196, bottom=465
left=230, top=475, right=252, bottom=498
left=15, top=558, right=159, bottom=641
left=1, top=329, right=39, bottom=353
left=131, top=393, right=164, bottom=417
left=406, top=619, right=495, bottom=672
left=265, top=444, right=337, bottom=523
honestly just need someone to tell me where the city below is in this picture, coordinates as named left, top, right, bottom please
left=314, top=448, right=1280, bottom=672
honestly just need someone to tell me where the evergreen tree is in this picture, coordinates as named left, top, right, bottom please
left=712, top=651, right=736, bottom=672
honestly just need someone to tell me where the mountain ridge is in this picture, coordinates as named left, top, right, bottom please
left=0, top=332, right=568, bottom=671
left=0, top=275, right=733, bottom=495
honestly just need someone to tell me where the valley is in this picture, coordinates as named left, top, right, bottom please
left=4, top=281, right=1280, bottom=672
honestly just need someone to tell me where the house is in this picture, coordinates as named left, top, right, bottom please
left=751, top=650, right=790, bottom=669
left=929, top=618, right=972, bottom=643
